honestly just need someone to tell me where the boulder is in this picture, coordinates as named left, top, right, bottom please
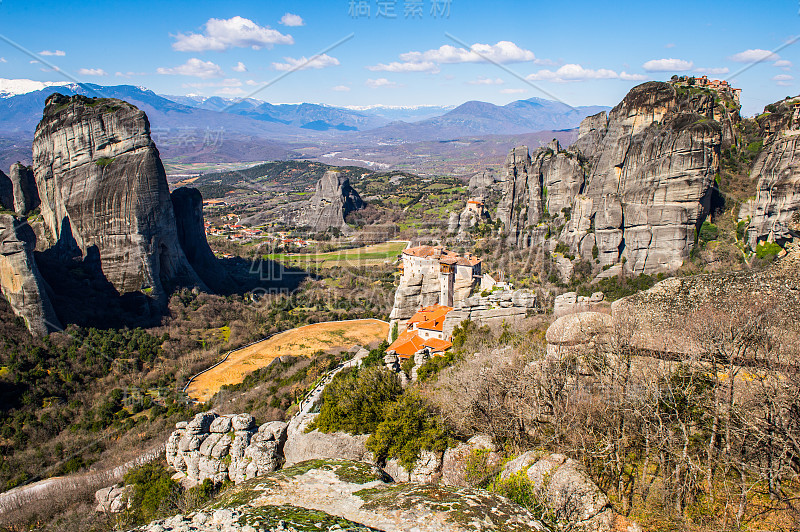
left=441, top=434, right=502, bottom=487
left=382, top=450, right=443, bottom=484
left=94, top=484, right=132, bottom=513
left=545, top=311, right=613, bottom=359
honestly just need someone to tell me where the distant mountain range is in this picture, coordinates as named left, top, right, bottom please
left=0, top=78, right=610, bottom=170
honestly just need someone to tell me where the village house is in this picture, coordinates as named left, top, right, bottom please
left=386, top=303, right=454, bottom=359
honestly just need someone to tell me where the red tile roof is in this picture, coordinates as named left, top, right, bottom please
left=409, top=304, right=453, bottom=332
left=387, top=329, right=426, bottom=359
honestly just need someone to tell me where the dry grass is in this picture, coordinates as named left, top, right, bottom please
left=186, top=319, right=389, bottom=402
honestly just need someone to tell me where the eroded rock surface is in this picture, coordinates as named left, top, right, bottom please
left=296, top=170, right=364, bottom=233
left=166, top=412, right=287, bottom=485
left=500, top=81, right=738, bottom=274
left=135, top=460, right=547, bottom=532
left=0, top=214, right=61, bottom=335
left=32, top=93, right=206, bottom=300
left=8, top=163, right=39, bottom=215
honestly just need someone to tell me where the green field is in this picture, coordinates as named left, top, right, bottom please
left=266, top=241, right=408, bottom=268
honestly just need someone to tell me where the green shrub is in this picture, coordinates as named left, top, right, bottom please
left=360, top=341, right=388, bottom=368
left=416, top=351, right=460, bottom=382
left=489, top=471, right=557, bottom=529
left=755, top=241, right=783, bottom=260
left=698, top=221, right=719, bottom=244
left=366, top=393, right=449, bottom=470
left=123, top=462, right=181, bottom=524
left=309, top=366, right=402, bottom=434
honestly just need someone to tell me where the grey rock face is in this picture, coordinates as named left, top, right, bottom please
left=0, top=170, right=14, bottom=211
left=165, top=411, right=286, bottom=485
left=441, top=434, right=501, bottom=487
left=500, top=82, right=729, bottom=274
left=9, top=163, right=39, bottom=215
left=0, top=214, right=61, bottom=335
left=171, top=187, right=234, bottom=293
left=500, top=452, right=613, bottom=532
left=32, top=93, right=206, bottom=300
left=383, top=450, right=443, bottom=484
left=94, top=484, right=132, bottom=513
left=743, top=114, right=800, bottom=246
left=297, top=170, right=364, bottom=233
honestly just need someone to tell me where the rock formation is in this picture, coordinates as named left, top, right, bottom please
left=137, top=459, right=548, bottom=532
left=171, top=187, right=235, bottom=293
left=0, top=214, right=61, bottom=335
left=31, top=94, right=209, bottom=302
left=297, top=170, right=364, bottom=233
left=165, top=412, right=287, bottom=485
left=0, top=170, right=13, bottom=211
left=500, top=451, right=613, bottom=532
left=8, top=163, right=39, bottom=215
left=94, top=485, right=131, bottom=513
left=441, top=288, right=537, bottom=337
left=741, top=97, right=800, bottom=247
left=500, top=81, right=738, bottom=274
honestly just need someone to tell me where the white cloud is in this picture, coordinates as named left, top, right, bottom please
left=366, top=78, right=399, bottom=88
left=78, top=68, right=107, bottom=76
left=39, top=50, right=65, bottom=56
left=367, top=61, right=439, bottom=73
left=500, top=88, right=526, bottom=94
left=29, top=60, right=39, bottom=64
left=729, top=49, right=781, bottom=63
left=642, top=58, right=693, bottom=72
left=399, top=41, right=539, bottom=65
left=665, top=43, right=676, bottom=49
left=232, top=61, right=247, bottom=73
left=157, top=58, right=224, bottom=79
left=280, top=13, right=304, bottom=26
left=218, top=87, right=245, bottom=95
left=696, top=67, right=730, bottom=75
left=332, top=85, right=351, bottom=92
left=619, top=71, right=649, bottom=81
left=115, top=71, right=145, bottom=77
left=0, top=58, right=6, bottom=63
left=245, top=80, right=259, bottom=86
left=467, top=77, right=504, bottom=85
left=773, top=74, right=793, bottom=81
left=172, top=16, right=293, bottom=52
left=272, top=54, right=339, bottom=71
left=774, top=59, right=793, bottom=70
left=527, top=64, right=621, bottom=83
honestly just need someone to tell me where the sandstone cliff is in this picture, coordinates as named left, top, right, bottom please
left=0, top=214, right=61, bottom=335
left=32, top=94, right=207, bottom=301
left=9, top=163, right=39, bottom=215
left=0, top=170, right=13, bottom=211
left=500, top=81, right=735, bottom=273
left=741, top=97, right=800, bottom=246
left=171, top=187, right=235, bottom=293
left=297, top=170, right=364, bottom=233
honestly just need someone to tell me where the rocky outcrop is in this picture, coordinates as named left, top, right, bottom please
left=171, top=187, right=234, bottom=293
left=8, top=163, right=39, bottom=215
left=32, top=93, right=206, bottom=301
left=137, top=459, right=548, bottom=532
left=611, top=246, right=800, bottom=354
left=500, top=452, right=613, bottom=532
left=94, top=484, right=131, bottom=513
left=0, top=214, right=61, bottom=335
left=165, top=412, right=287, bottom=486
left=0, top=170, right=13, bottom=211
left=553, top=291, right=605, bottom=316
left=742, top=98, right=800, bottom=247
left=545, top=311, right=613, bottom=359
left=440, top=434, right=502, bottom=487
left=501, top=81, right=736, bottom=274
left=441, top=288, right=537, bottom=337
left=296, top=170, right=364, bottom=233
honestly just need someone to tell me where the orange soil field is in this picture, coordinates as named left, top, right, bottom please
left=186, top=319, right=389, bottom=402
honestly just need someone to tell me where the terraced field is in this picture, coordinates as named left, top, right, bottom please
left=266, top=241, right=408, bottom=269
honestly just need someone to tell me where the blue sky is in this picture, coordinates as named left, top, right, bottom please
left=0, top=0, right=797, bottom=115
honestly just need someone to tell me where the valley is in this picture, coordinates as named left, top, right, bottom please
left=0, top=8, right=799, bottom=529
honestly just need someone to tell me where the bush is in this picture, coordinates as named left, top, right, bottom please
left=366, top=392, right=449, bottom=470
left=698, top=221, right=719, bottom=244
left=123, top=462, right=182, bottom=524
left=755, top=241, right=783, bottom=260
left=489, top=471, right=556, bottom=529
left=309, top=366, right=402, bottom=434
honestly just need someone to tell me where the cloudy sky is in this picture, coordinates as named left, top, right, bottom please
left=1, top=0, right=797, bottom=115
